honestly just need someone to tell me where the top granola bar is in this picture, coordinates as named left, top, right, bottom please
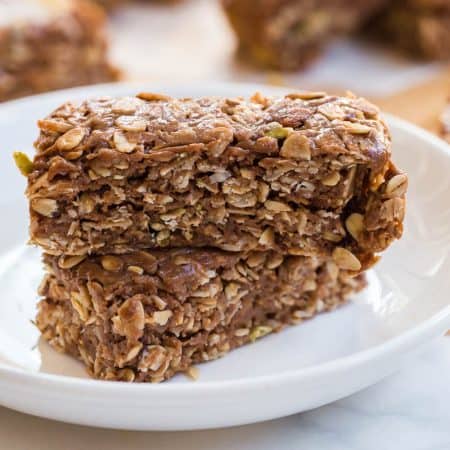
left=22, top=91, right=407, bottom=269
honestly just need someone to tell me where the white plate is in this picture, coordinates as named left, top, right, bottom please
left=0, top=82, right=449, bottom=431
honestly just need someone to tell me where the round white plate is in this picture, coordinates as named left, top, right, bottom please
left=0, top=82, right=449, bottom=431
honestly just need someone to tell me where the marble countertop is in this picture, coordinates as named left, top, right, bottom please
left=1, top=337, right=449, bottom=450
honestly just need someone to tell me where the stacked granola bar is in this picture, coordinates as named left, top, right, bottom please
left=0, top=0, right=118, bottom=102
left=20, top=91, right=407, bottom=382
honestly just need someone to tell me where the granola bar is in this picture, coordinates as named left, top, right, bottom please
left=36, top=248, right=365, bottom=382
left=0, top=0, right=118, bottom=102
left=368, top=0, right=450, bottom=60
left=222, top=0, right=388, bottom=70
left=23, top=92, right=407, bottom=271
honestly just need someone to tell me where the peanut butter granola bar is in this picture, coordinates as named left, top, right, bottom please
left=23, top=92, right=407, bottom=272
left=0, top=0, right=118, bottom=102
left=36, top=248, right=365, bottom=382
left=368, top=0, right=450, bottom=60
left=222, top=0, right=388, bottom=70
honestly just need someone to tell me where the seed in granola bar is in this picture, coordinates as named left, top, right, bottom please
left=13, top=152, right=33, bottom=176
left=257, top=182, right=270, bottom=203
left=292, top=309, right=313, bottom=319
left=111, top=98, right=138, bottom=114
left=137, top=92, right=172, bottom=102
left=117, top=368, right=136, bottom=382
left=303, top=279, right=317, bottom=291
left=240, top=168, right=255, bottom=180
left=115, top=116, right=147, bottom=132
left=150, top=295, right=167, bottom=311
left=90, top=165, right=111, bottom=178
left=279, top=132, right=311, bottom=160
left=345, top=213, right=364, bottom=240
left=79, top=193, right=95, bottom=215
left=265, top=253, right=284, bottom=269
left=234, top=328, right=250, bottom=337
left=55, top=127, right=85, bottom=151
left=321, top=172, right=341, bottom=186
left=151, top=310, right=173, bottom=326
left=323, top=232, right=343, bottom=242
left=224, top=282, right=240, bottom=300
left=326, top=260, right=339, bottom=280
left=38, top=119, right=72, bottom=133
left=286, top=91, right=326, bottom=100
left=58, top=255, right=86, bottom=269
left=344, top=122, right=372, bottom=135
left=258, top=228, right=275, bottom=246
left=70, top=292, right=90, bottom=322
left=249, top=325, right=272, bottom=342
left=31, top=198, right=58, bottom=217
left=122, top=343, right=143, bottom=366
left=88, top=170, right=99, bottom=181
left=128, top=265, right=144, bottom=275
left=113, top=298, right=145, bottom=339
left=246, top=252, right=266, bottom=268
left=138, top=345, right=168, bottom=372
left=264, top=200, right=292, bottom=212
left=185, top=366, right=200, bottom=381
left=113, top=131, right=136, bottom=153
left=156, top=230, right=170, bottom=245
left=101, top=255, right=123, bottom=272
left=65, top=150, right=83, bottom=160
left=265, top=126, right=292, bottom=139
left=385, top=174, right=408, bottom=198
left=332, top=247, right=361, bottom=271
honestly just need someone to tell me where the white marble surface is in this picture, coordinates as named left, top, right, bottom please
left=1, top=337, right=449, bottom=450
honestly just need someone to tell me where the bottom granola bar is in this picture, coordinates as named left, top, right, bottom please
left=36, top=248, right=365, bottom=382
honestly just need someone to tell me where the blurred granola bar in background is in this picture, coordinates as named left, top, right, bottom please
left=0, top=0, right=118, bottom=102
left=368, top=0, right=450, bottom=60
left=221, top=0, right=388, bottom=70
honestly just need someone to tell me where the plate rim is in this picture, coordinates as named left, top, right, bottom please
left=0, top=80, right=449, bottom=396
